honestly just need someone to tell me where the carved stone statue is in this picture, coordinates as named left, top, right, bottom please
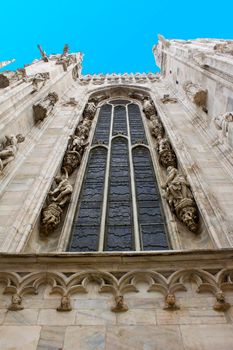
left=82, top=100, right=97, bottom=120
left=214, top=111, right=233, bottom=143
left=49, top=176, right=73, bottom=207
left=213, top=291, right=230, bottom=311
left=142, top=96, right=157, bottom=119
left=41, top=203, right=63, bottom=235
left=56, top=44, right=75, bottom=71
left=8, top=294, right=24, bottom=311
left=157, top=136, right=177, bottom=168
left=75, top=119, right=92, bottom=139
left=163, top=293, right=180, bottom=310
left=37, top=44, right=49, bottom=62
left=41, top=172, right=73, bottom=235
left=63, top=135, right=88, bottom=175
left=111, top=295, right=128, bottom=313
left=57, top=295, right=72, bottom=312
left=0, top=134, right=25, bottom=172
left=33, top=92, right=59, bottom=122
left=150, top=116, right=164, bottom=139
left=30, top=72, right=50, bottom=93
left=183, top=81, right=207, bottom=109
left=162, top=166, right=199, bottom=232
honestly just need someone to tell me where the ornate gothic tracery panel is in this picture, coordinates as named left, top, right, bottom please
left=68, top=98, right=169, bottom=252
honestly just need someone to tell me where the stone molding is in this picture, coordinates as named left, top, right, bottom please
left=0, top=250, right=233, bottom=313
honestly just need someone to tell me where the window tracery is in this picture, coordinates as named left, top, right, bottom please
left=68, top=99, right=169, bottom=252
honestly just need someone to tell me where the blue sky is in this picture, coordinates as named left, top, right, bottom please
left=0, top=0, right=232, bottom=74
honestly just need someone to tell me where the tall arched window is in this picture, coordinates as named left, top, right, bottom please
left=68, top=99, right=169, bottom=252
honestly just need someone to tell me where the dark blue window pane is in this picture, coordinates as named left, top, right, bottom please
left=113, top=106, right=127, bottom=136
left=110, top=99, right=130, bottom=105
left=105, top=137, right=133, bottom=251
left=128, top=103, right=147, bottom=144
left=133, top=146, right=169, bottom=250
left=68, top=147, right=107, bottom=252
left=92, top=104, right=112, bottom=145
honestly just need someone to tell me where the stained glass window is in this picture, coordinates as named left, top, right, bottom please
left=68, top=99, right=169, bottom=252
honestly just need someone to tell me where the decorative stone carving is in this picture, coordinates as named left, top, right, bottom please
left=41, top=203, right=63, bottom=235
left=214, top=42, right=233, bottom=55
left=41, top=173, right=73, bottom=235
left=214, top=111, right=233, bottom=142
left=62, top=133, right=88, bottom=175
left=8, top=294, right=24, bottom=311
left=1, top=268, right=233, bottom=313
left=82, top=99, right=97, bottom=120
left=150, top=116, right=164, bottom=139
left=157, top=136, right=177, bottom=168
left=162, top=166, right=199, bottom=232
left=37, top=44, right=49, bottom=62
left=56, top=44, right=76, bottom=71
left=163, top=293, right=180, bottom=310
left=213, top=292, right=230, bottom=311
left=29, top=72, right=50, bottom=93
left=142, top=97, right=157, bottom=119
left=161, top=94, right=178, bottom=104
left=111, top=295, right=128, bottom=313
left=0, top=134, right=25, bottom=172
left=183, top=81, right=207, bottom=109
left=33, top=92, right=59, bottom=122
left=0, top=69, right=26, bottom=89
left=57, top=295, right=72, bottom=312
left=62, top=98, right=79, bottom=107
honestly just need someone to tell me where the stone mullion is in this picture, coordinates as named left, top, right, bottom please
left=98, top=105, right=114, bottom=251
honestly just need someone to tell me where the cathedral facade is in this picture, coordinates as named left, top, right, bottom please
left=0, top=36, right=233, bottom=349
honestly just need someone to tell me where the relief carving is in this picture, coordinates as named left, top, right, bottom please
left=62, top=134, right=89, bottom=175
left=33, top=92, right=59, bottom=122
left=162, top=166, right=199, bottom=233
left=0, top=134, right=25, bottom=173
left=183, top=81, right=207, bottom=109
